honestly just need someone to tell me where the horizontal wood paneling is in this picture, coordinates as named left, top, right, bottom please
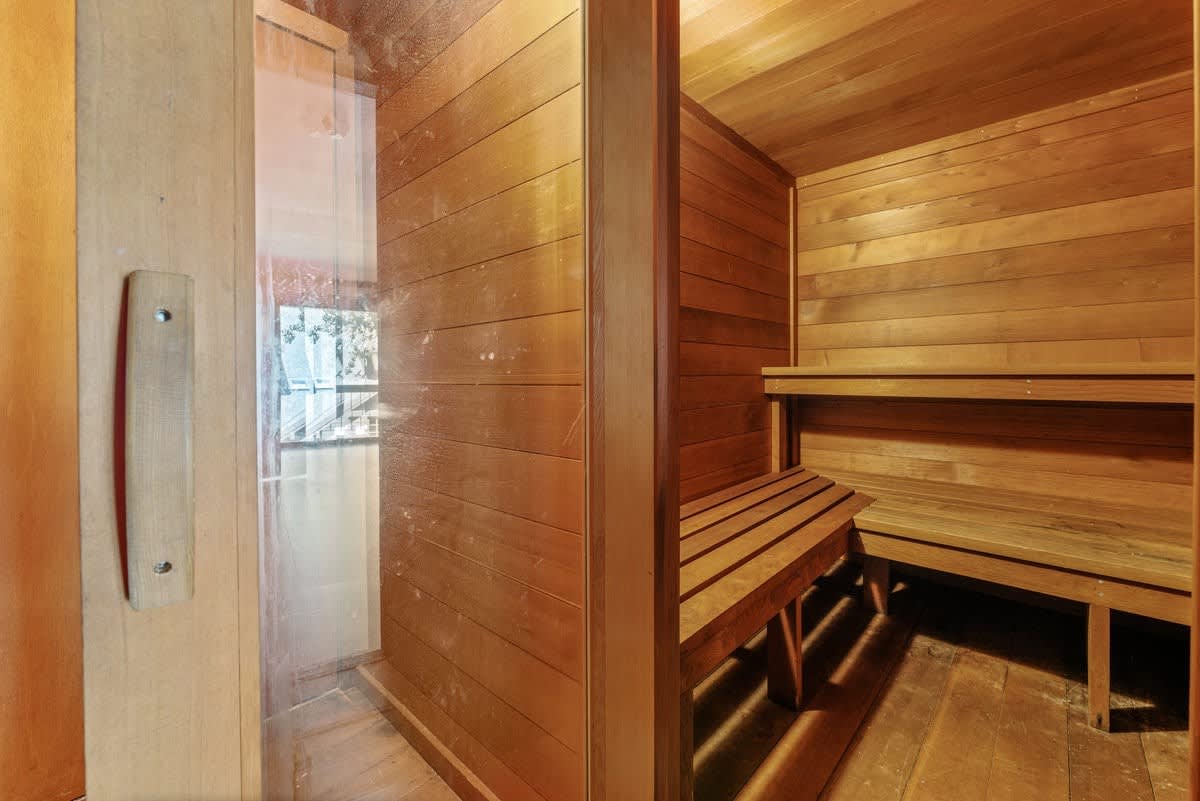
left=373, top=0, right=578, bottom=152
left=387, top=237, right=583, bottom=334
left=378, top=618, right=579, bottom=801
left=793, top=78, right=1195, bottom=372
left=382, top=580, right=582, bottom=750
left=385, top=311, right=584, bottom=385
left=373, top=3, right=583, bottom=799
left=381, top=482, right=582, bottom=605
left=788, top=76, right=1194, bottom=547
left=383, top=432, right=583, bottom=533
left=679, top=98, right=791, bottom=501
left=380, top=532, right=583, bottom=681
left=379, top=162, right=582, bottom=291
left=380, top=383, right=583, bottom=458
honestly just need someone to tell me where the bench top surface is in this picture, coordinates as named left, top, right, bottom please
left=763, top=364, right=1194, bottom=377
left=677, top=467, right=870, bottom=686
left=762, top=364, right=1194, bottom=404
left=826, top=469, right=1192, bottom=592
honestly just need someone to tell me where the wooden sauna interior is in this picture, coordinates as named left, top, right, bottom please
left=249, top=0, right=1195, bottom=800
left=677, top=1, right=1195, bottom=800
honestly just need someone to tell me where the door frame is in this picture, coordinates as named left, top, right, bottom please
left=1, top=2, right=83, bottom=799
left=77, top=1, right=255, bottom=798
left=584, top=1, right=681, bottom=800
left=1190, top=5, right=1199, bottom=800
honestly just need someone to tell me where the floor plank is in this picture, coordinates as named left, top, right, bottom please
left=265, top=674, right=463, bottom=801
left=710, top=571, right=1187, bottom=801
left=1066, top=682, right=1156, bottom=801
left=727, top=571, right=923, bottom=801
left=901, top=649, right=1008, bottom=801
left=984, top=663, right=1069, bottom=801
left=818, top=599, right=960, bottom=801
left=693, top=564, right=871, bottom=801
left=1141, top=728, right=1189, bottom=801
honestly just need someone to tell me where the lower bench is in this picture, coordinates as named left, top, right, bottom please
left=678, top=467, right=872, bottom=800
left=827, top=469, right=1192, bottom=732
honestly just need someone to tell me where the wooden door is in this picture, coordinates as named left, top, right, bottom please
left=0, top=2, right=84, bottom=800
left=76, top=1, right=260, bottom=798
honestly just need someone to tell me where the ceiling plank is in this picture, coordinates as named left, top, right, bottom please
left=681, top=0, right=1193, bottom=176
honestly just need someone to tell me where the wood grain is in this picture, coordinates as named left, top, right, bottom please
left=731, top=580, right=921, bottom=801
left=811, top=579, right=1183, bottom=801
left=1067, top=683, right=1157, bottom=801
left=862, top=556, right=889, bottom=615
left=586, top=0, right=681, bottom=798
left=366, top=1, right=586, bottom=798
left=1087, top=605, right=1111, bottom=732
left=765, top=599, right=803, bottom=709
left=680, top=0, right=1192, bottom=175
left=680, top=100, right=791, bottom=501
left=766, top=370, right=1195, bottom=404
left=235, top=0, right=262, bottom=794
left=124, top=271, right=195, bottom=610
left=902, top=649, right=1008, bottom=801
left=791, top=79, right=1193, bottom=372
left=854, top=533, right=1190, bottom=626
left=680, top=492, right=871, bottom=690
left=0, top=0, right=83, bottom=797
left=78, top=0, right=247, bottom=797
left=1191, top=8, right=1200, bottom=800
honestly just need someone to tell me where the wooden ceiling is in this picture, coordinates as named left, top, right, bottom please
left=681, top=0, right=1193, bottom=177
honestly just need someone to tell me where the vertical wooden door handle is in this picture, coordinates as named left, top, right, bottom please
left=124, top=271, right=194, bottom=610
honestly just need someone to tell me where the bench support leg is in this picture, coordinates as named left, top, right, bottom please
left=1087, top=604, right=1111, bottom=732
left=770, top=397, right=791, bottom=472
left=863, top=556, right=890, bottom=616
left=681, top=689, right=694, bottom=801
left=767, top=598, right=803, bottom=709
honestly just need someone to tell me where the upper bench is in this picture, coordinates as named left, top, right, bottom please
left=762, top=363, right=1194, bottom=404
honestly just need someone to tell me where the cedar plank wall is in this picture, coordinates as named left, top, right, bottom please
left=793, top=72, right=1194, bottom=369
left=792, top=72, right=1194, bottom=519
left=374, top=3, right=585, bottom=801
left=680, top=98, right=792, bottom=502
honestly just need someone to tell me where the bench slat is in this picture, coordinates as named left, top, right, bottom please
left=679, top=491, right=871, bottom=690
left=816, top=467, right=1191, bottom=594
left=858, top=503, right=1190, bottom=592
left=679, top=464, right=808, bottom=519
left=823, top=469, right=1192, bottom=534
left=862, top=492, right=1192, bottom=552
left=855, top=531, right=1190, bottom=625
left=681, top=476, right=834, bottom=562
left=682, top=485, right=853, bottom=599
left=681, top=470, right=821, bottom=538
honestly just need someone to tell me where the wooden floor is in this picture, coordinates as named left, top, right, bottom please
left=264, top=669, right=461, bottom=801
left=694, top=563, right=1189, bottom=801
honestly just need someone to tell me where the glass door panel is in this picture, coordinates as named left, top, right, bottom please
left=253, top=1, right=584, bottom=799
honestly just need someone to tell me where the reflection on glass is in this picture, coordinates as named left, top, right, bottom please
left=279, top=306, right=378, bottom=444
left=254, top=1, right=584, bottom=799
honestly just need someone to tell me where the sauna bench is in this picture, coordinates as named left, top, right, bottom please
left=761, top=364, right=1194, bottom=732
left=677, top=467, right=872, bottom=800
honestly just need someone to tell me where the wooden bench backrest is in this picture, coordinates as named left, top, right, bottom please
left=799, top=397, right=1192, bottom=515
